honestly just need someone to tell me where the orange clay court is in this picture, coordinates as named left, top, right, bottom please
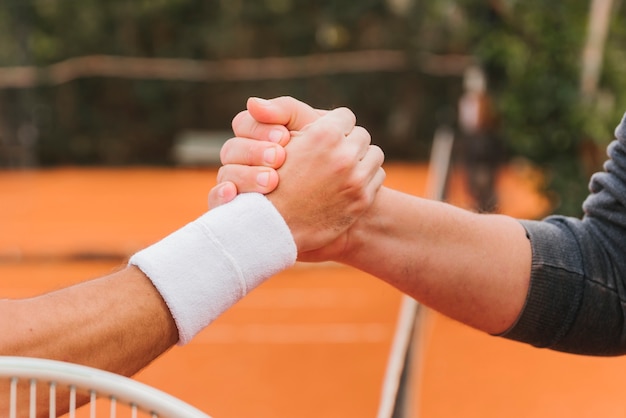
left=2, top=163, right=626, bottom=418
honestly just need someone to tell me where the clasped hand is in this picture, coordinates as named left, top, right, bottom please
left=208, top=96, right=385, bottom=261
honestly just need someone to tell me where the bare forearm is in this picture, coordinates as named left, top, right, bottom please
left=0, top=266, right=177, bottom=375
left=340, top=187, right=531, bottom=334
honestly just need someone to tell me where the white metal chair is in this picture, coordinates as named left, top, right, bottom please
left=0, top=356, right=212, bottom=418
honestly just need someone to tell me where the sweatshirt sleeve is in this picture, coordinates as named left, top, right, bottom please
left=500, top=112, right=626, bottom=356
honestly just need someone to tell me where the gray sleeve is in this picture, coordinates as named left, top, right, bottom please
left=500, top=112, right=626, bottom=356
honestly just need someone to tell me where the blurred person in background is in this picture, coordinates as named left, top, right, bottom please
left=213, top=95, right=626, bottom=357
left=457, top=65, right=504, bottom=212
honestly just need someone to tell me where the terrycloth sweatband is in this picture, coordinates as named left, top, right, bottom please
left=129, top=193, right=297, bottom=345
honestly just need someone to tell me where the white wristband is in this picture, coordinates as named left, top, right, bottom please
left=129, top=193, right=297, bottom=345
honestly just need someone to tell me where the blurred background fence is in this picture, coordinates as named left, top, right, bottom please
left=1, top=0, right=626, bottom=214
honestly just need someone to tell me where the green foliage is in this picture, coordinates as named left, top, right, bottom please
left=1, top=0, right=626, bottom=215
left=1, top=0, right=424, bottom=168
left=418, top=0, right=626, bottom=215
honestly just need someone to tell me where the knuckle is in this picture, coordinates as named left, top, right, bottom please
left=216, top=165, right=228, bottom=183
left=335, top=106, right=355, bottom=118
left=231, top=110, right=249, bottom=134
left=341, top=167, right=367, bottom=193
left=333, top=152, right=356, bottom=172
left=245, top=146, right=257, bottom=166
left=371, top=144, right=385, bottom=163
left=248, top=123, right=264, bottom=142
left=220, top=138, right=237, bottom=164
left=279, top=95, right=295, bottom=106
left=246, top=141, right=266, bottom=165
left=353, top=126, right=371, bottom=143
left=336, top=107, right=357, bottom=125
left=379, top=167, right=387, bottom=182
left=219, top=139, right=234, bottom=163
left=221, top=138, right=264, bottom=166
left=308, top=121, right=344, bottom=142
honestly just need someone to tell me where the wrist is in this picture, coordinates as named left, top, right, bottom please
left=129, top=193, right=296, bottom=344
left=337, top=187, right=394, bottom=266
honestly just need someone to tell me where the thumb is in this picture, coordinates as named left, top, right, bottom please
left=247, top=96, right=326, bottom=131
left=208, top=182, right=238, bottom=209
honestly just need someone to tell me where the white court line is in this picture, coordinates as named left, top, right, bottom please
left=237, top=287, right=375, bottom=309
left=195, top=323, right=393, bottom=345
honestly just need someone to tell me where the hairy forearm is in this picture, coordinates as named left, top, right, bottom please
left=339, top=187, right=531, bottom=335
left=0, top=266, right=177, bottom=373
left=0, top=266, right=177, bottom=416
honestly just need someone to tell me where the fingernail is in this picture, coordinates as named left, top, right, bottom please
left=257, top=171, right=270, bottom=187
left=217, top=183, right=229, bottom=199
left=263, top=147, right=277, bottom=164
left=268, top=129, right=283, bottom=143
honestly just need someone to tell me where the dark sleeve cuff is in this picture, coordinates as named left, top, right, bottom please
left=498, top=218, right=586, bottom=350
